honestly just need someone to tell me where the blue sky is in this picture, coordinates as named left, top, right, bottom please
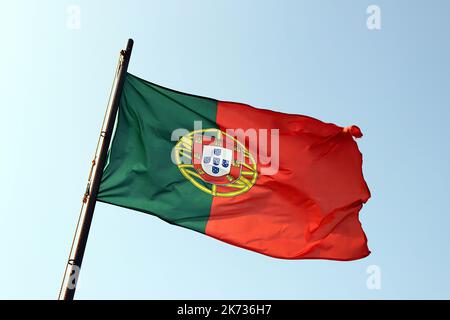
left=1, top=0, right=449, bottom=299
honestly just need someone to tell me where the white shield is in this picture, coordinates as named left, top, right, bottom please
left=201, top=145, right=233, bottom=177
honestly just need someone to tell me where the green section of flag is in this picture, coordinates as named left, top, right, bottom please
left=98, top=73, right=218, bottom=233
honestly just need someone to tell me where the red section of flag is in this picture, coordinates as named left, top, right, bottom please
left=205, top=101, right=371, bottom=260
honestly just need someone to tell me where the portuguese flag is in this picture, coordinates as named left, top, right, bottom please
left=98, top=73, right=371, bottom=260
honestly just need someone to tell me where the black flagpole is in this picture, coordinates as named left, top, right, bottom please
left=58, top=39, right=134, bottom=300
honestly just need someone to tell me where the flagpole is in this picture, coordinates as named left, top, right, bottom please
left=58, top=39, right=134, bottom=300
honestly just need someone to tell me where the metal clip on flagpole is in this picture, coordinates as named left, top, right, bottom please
left=58, top=39, right=134, bottom=300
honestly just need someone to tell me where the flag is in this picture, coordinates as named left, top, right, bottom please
left=98, top=73, right=371, bottom=260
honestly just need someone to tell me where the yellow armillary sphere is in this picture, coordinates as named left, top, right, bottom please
left=173, top=128, right=258, bottom=197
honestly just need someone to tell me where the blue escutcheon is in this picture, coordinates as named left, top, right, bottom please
left=222, top=159, right=229, bottom=168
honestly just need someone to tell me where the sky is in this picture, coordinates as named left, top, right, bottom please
left=1, top=0, right=450, bottom=299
